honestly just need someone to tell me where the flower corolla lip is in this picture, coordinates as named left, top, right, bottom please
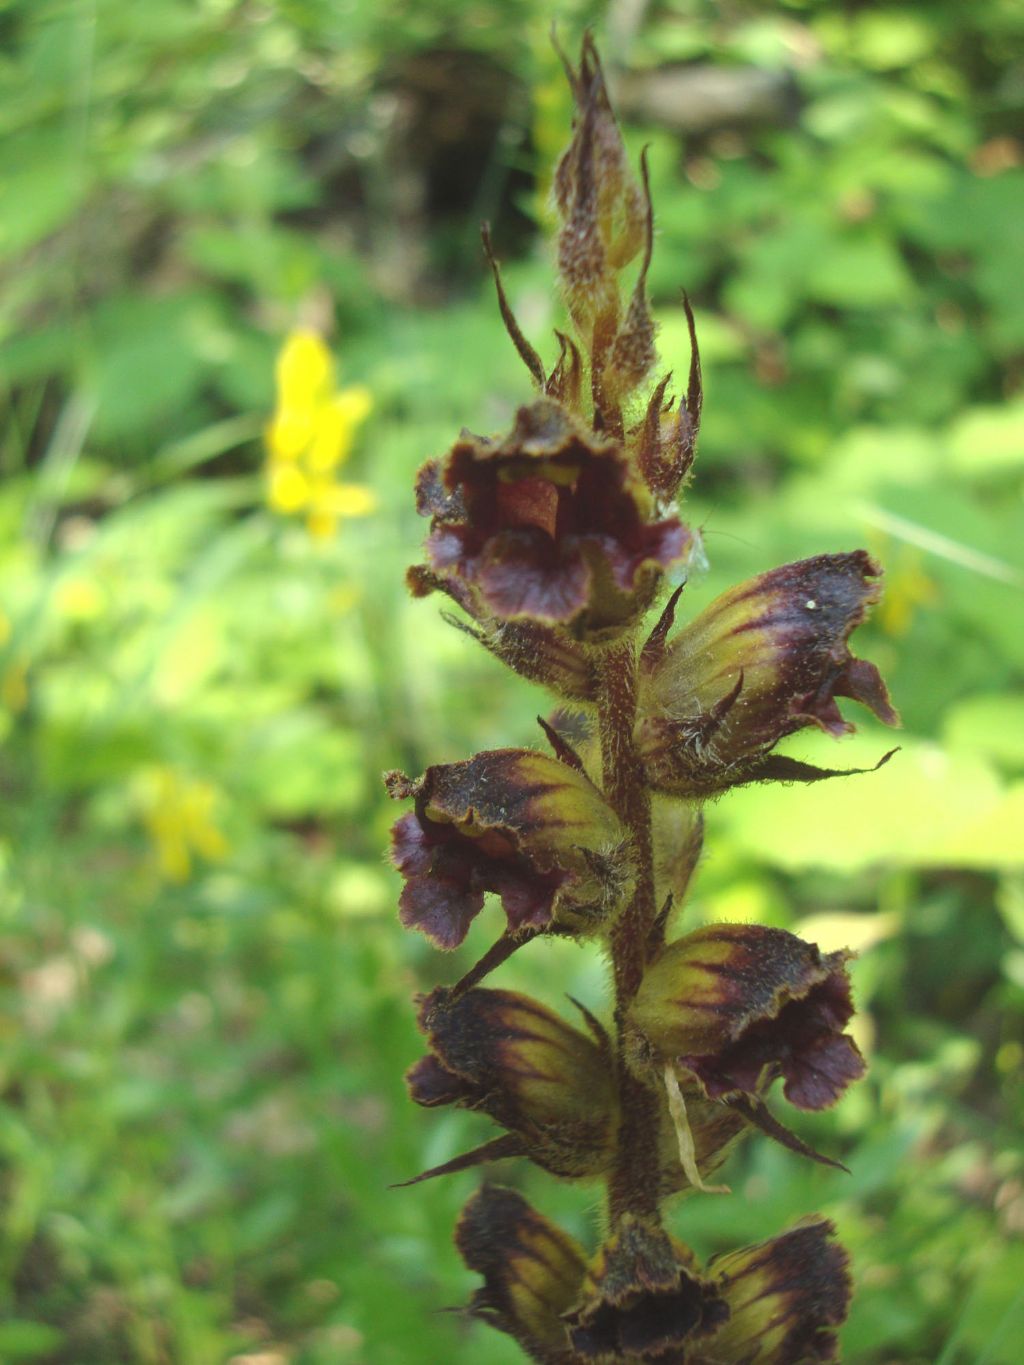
left=407, top=563, right=599, bottom=701
left=565, top=1216, right=728, bottom=1361
left=627, top=924, right=865, bottom=1112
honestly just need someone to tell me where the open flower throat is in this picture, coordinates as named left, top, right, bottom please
left=388, top=33, right=898, bottom=1363
left=419, top=399, right=689, bottom=633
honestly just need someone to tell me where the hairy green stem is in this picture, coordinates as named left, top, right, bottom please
left=598, top=639, right=662, bottom=1223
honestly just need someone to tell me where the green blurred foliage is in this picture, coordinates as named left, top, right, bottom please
left=1, top=0, right=1022, bottom=1361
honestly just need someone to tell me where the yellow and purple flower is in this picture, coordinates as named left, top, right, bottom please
left=704, top=1218, right=852, bottom=1363
left=455, top=1185, right=588, bottom=1362
left=387, top=747, right=634, bottom=950
left=637, top=551, right=899, bottom=796
left=627, top=924, right=865, bottom=1112
left=405, top=986, right=617, bottom=1181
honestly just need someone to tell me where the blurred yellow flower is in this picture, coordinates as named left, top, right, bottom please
left=265, top=328, right=375, bottom=539
left=873, top=542, right=939, bottom=636
left=136, top=766, right=230, bottom=883
left=55, top=575, right=106, bottom=621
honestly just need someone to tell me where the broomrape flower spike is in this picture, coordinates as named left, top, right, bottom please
left=388, top=35, right=899, bottom=1362
left=265, top=327, right=376, bottom=540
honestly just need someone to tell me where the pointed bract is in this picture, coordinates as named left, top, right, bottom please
left=634, top=294, right=702, bottom=504
left=652, top=797, right=704, bottom=916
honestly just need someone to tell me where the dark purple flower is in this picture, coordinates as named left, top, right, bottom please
left=386, top=748, right=633, bottom=950
left=565, top=1216, right=728, bottom=1361
left=627, top=924, right=865, bottom=1113
left=415, top=398, right=688, bottom=639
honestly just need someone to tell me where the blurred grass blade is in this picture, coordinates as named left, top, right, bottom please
left=142, top=413, right=264, bottom=489
left=857, top=501, right=1024, bottom=587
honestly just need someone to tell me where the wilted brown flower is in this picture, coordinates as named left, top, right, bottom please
left=656, top=1091, right=747, bottom=1199
left=637, top=552, right=899, bottom=796
left=387, top=747, right=634, bottom=950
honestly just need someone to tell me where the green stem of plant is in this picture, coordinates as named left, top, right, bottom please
left=598, top=638, right=662, bottom=1223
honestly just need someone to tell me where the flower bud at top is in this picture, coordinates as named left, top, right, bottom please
left=415, top=398, right=688, bottom=640
left=626, top=924, right=865, bottom=1112
left=455, top=1183, right=587, bottom=1362
left=387, top=747, right=634, bottom=950
left=637, top=552, right=899, bottom=796
left=565, top=1216, right=727, bottom=1361
left=407, top=986, right=617, bottom=1179
left=554, top=36, right=645, bottom=334
left=703, top=1218, right=852, bottom=1362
